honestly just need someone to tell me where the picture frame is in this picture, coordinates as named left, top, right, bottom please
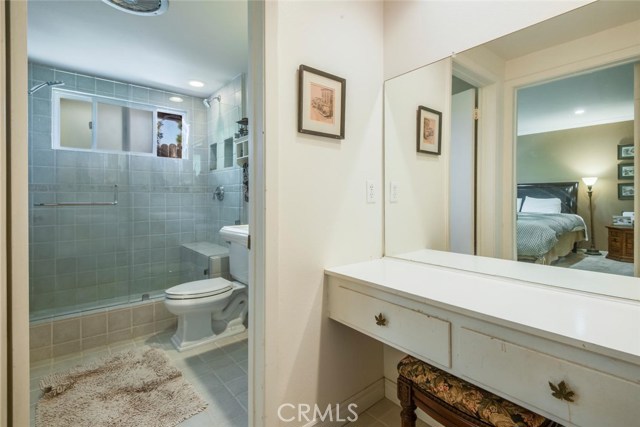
left=416, top=106, right=442, bottom=155
left=617, top=144, right=635, bottom=160
left=298, top=65, right=346, bottom=139
left=618, top=163, right=634, bottom=180
left=618, top=183, right=634, bottom=200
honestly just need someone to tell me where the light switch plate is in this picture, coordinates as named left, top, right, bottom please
left=366, top=180, right=376, bottom=204
left=389, top=181, right=399, bottom=203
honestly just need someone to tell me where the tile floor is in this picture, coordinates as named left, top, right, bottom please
left=30, top=330, right=249, bottom=427
left=348, top=398, right=433, bottom=427
left=31, top=332, right=431, bottom=427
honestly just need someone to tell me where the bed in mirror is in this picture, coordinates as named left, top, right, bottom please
left=384, top=0, right=640, bottom=298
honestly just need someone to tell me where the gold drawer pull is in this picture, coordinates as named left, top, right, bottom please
left=549, top=381, right=575, bottom=402
left=375, top=313, right=387, bottom=326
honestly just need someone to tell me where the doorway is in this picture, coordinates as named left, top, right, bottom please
left=450, top=77, right=478, bottom=255
left=514, top=61, right=638, bottom=277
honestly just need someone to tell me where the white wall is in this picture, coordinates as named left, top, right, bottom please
left=263, top=1, right=385, bottom=424
left=384, top=58, right=452, bottom=256
left=383, top=0, right=592, bottom=80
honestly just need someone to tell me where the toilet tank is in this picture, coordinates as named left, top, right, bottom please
left=219, top=225, right=249, bottom=285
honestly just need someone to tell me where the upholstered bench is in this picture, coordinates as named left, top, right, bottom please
left=397, top=356, right=562, bottom=427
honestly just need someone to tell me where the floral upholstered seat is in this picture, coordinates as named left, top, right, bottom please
left=398, top=356, right=561, bottom=427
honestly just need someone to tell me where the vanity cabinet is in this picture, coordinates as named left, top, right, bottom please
left=457, top=328, right=639, bottom=427
left=606, top=226, right=633, bottom=263
left=326, top=258, right=640, bottom=427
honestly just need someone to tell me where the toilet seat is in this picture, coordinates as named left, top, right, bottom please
left=165, top=277, right=232, bottom=300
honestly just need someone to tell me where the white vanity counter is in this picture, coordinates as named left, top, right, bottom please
left=325, top=256, right=640, bottom=427
left=396, top=249, right=640, bottom=301
left=326, top=256, right=640, bottom=361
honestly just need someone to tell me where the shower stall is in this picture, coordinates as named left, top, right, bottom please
left=28, top=63, right=247, bottom=322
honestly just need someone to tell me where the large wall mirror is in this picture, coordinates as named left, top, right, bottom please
left=384, top=1, right=640, bottom=299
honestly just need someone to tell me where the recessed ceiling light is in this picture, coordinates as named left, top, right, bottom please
left=169, top=96, right=183, bottom=103
left=574, top=108, right=585, bottom=115
left=189, top=80, right=205, bottom=88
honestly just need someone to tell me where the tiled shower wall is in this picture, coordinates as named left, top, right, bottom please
left=207, top=74, right=249, bottom=244
left=28, top=63, right=216, bottom=319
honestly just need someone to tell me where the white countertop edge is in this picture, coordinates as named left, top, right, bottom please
left=325, top=257, right=640, bottom=362
left=394, top=249, right=640, bottom=301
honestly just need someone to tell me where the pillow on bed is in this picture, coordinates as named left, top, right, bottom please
left=517, top=198, right=523, bottom=212
left=521, top=197, right=562, bottom=213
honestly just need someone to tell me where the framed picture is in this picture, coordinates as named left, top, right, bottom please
left=617, top=144, right=634, bottom=160
left=416, top=106, right=442, bottom=155
left=298, top=65, right=346, bottom=139
left=618, top=163, right=634, bottom=180
left=618, top=183, right=634, bottom=200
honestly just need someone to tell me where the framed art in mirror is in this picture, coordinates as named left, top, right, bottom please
left=416, top=105, right=442, bottom=155
left=618, top=183, right=634, bottom=200
left=618, top=144, right=635, bottom=160
left=618, top=163, right=634, bottom=180
left=298, top=65, right=346, bottom=140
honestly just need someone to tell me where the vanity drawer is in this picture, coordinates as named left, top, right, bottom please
left=329, top=284, right=451, bottom=367
left=608, top=236, right=621, bottom=248
left=457, top=328, right=640, bottom=426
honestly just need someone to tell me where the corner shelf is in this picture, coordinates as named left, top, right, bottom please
left=235, top=135, right=248, bottom=166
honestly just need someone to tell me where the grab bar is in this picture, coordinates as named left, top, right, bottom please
left=34, top=185, right=118, bottom=207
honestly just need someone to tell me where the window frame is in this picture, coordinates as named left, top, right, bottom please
left=51, top=88, right=189, bottom=158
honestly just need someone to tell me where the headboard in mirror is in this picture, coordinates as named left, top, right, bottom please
left=516, top=182, right=586, bottom=265
left=383, top=1, right=640, bottom=299
left=517, top=182, right=579, bottom=214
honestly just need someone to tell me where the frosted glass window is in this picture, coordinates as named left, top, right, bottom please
left=96, top=102, right=124, bottom=151
left=130, top=109, right=153, bottom=153
left=53, top=89, right=186, bottom=158
left=60, top=98, right=92, bottom=149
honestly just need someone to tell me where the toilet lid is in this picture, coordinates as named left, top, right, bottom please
left=165, top=277, right=232, bottom=300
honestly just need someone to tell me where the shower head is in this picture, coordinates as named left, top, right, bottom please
left=203, top=95, right=221, bottom=108
left=28, top=81, right=65, bottom=95
left=101, top=0, right=168, bottom=16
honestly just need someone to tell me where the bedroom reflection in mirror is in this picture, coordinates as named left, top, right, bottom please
left=515, top=62, right=635, bottom=277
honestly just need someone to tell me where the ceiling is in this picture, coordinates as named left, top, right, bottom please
left=28, top=0, right=248, bottom=98
left=474, top=0, right=640, bottom=136
left=516, top=62, right=635, bottom=136
left=482, top=0, right=640, bottom=61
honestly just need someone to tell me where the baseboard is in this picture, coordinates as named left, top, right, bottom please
left=301, top=378, right=385, bottom=427
left=384, top=377, right=444, bottom=427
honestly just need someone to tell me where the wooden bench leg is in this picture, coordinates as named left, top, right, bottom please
left=397, top=375, right=417, bottom=427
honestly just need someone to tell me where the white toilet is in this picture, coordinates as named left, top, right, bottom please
left=164, top=225, right=249, bottom=351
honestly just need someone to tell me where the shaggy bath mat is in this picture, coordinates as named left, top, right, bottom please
left=36, top=346, right=207, bottom=427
